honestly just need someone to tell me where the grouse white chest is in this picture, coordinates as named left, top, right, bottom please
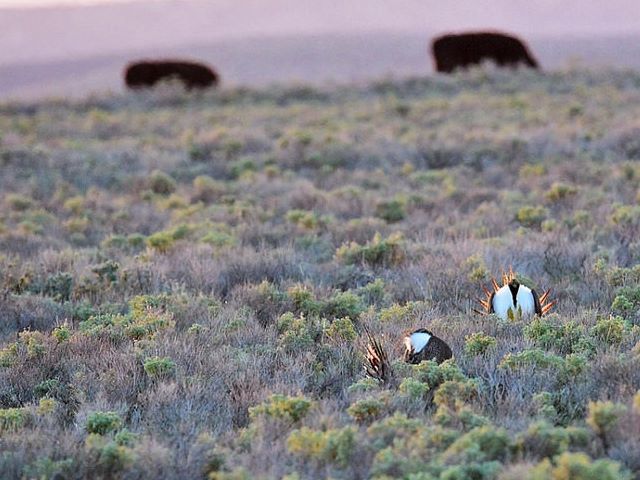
left=491, top=284, right=536, bottom=320
left=516, top=285, right=536, bottom=317
left=404, top=331, right=431, bottom=354
left=491, top=285, right=515, bottom=320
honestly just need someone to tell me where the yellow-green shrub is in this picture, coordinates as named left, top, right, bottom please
left=0, top=407, right=30, bottom=433
left=276, top=312, right=320, bottom=353
left=336, top=232, right=406, bottom=267
left=287, top=426, right=356, bottom=469
left=545, top=182, right=577, bottom=202
left=324, top=317, right=357, bottom=342
left=143, top=356, right=176, bottom=378
left=527, top=452, right=631, bottom=480
left=249, top=394, right=313, bottom=423
left=464, top=332, right=497, bottom=356
left=149, top=170, right=177, bottom=195
left=347, top=398, right=385, bottom=423
left=590, top=316, right=629, bottom=345
left=85, top=411, right=122, bottom=435
left=516, top=206, right=548, bottom=228
left=586, top=400, right=626, bottom=440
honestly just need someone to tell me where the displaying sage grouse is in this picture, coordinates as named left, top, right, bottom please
left=403, top=329, right=452, bottom=364
left=364, top=326, right=452, bottom=384
left=477, top=269, right=554, bottom=321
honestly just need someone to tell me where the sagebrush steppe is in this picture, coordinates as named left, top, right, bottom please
left=1, top=69, right=640, bottom=479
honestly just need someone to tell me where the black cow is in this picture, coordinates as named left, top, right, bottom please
left=124, top=60, right=219, bottom=90
left=431, top=32, right=539, bottom=73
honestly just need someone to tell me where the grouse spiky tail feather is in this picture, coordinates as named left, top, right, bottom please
left=363, top=325, right=392, bottom=385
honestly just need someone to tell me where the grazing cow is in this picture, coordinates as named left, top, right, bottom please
left=124, top=60, right=219, bottom=90
left=431, top=32, right=539, bottom=73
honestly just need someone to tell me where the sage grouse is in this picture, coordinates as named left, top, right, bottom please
left=403, top=328, right=453, bottom=365
left=477, top=269, right=554, bottom=321
left=364, top=327, right=452, bottom=384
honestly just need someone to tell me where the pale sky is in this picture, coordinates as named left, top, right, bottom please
left=0, top=0, right=130, bottom=6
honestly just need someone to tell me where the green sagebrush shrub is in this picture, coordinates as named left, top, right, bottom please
left=19, top=330, right=47, bottom=358
left=544, top=182, right=577, bottom=203
left=143, top=356, right=176, bottom=378
left=0, top=333, right=47, bottom=367
left=249, top=394, right=313, bottom=423
left=43, top=271, right=74, bottom=302
left=37, top=398, right=57, bottom=415
left=286, top=284, right=365, bottom=319
left=276, top=312, right=321, bottom=353
left=499, top=349, right=588, bottom=388
left=464, top=332, right=497, bottom=356
left=586, top=400, right=627, bottom=443
left=6, top=193, right=34, bottom=211
left=52, top=324, right=72, bottom=343
left=79, top=294, right=174, bottom=341
left=209, top=468, right=251, bottom=480
left=23, top=458, right=74, bottom=480
left=604, top=264, right=640, bottom=287
left=399, top=377, right=430, bottom=400
left=524, top=315, right=593, bottom=355
left=611, top=285, right=640, bottom=322
left=287, top=284, right=322, bottom=317
left=348, top=398, right=385, bottom=423
left=366, top=413, right=423, bottom=450
left=375, top=199, right=406, bottom=223
left=287, top=426, right=356, bottom=469
left=410, top=359, right=467, bottom=387
left=91, top=259, right=120, bottom=284
left=499, top=348, right=561, bottom=370
left=516, top=205, right=548, bottom=228
left=515, top=420, right=589, bottom=459
left=230, top=158, right=256, bottom=179
left=611, top=203, right=640, bottom=227
left=441, top=425, right=511, bottom=464
left=85, top=434, right=135, bottom=477
left=145, top=231, right=175, bottom=252
left=85, top=411, right=122, bottom=435
left=193, top=175, right=225, bottom=203
left=148, top=169, right=177, bottom=195
left=324, top=317, right=357, bottom=342
left=200, top=229, right=236, bottom=248
left=0, top=407, right=31, bottom=433
left=439, top=461, right=502, bottom=480
left=523, top=452, right=631, bottom=480
left=463, top=254, right=490, bottom=282
left=369, top=425, right=505, bottom=479
left=378, top=301, right=424, bottom=323
left=335, top=232, right=406, bottom=267
left=590, top=316, right=629, bottom=345
left=286, top=209, right=322, bottom=229
left=324, top=290, right=365, bottom=319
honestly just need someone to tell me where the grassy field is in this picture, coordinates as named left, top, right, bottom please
left=2, top=68, right=640, bottom=479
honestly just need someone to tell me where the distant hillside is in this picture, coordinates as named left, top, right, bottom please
left=2, top=0, right=640, bottom=99
left=2, top=32, right=640, bottom=100
left=2, top=0, right=640, bottom=67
